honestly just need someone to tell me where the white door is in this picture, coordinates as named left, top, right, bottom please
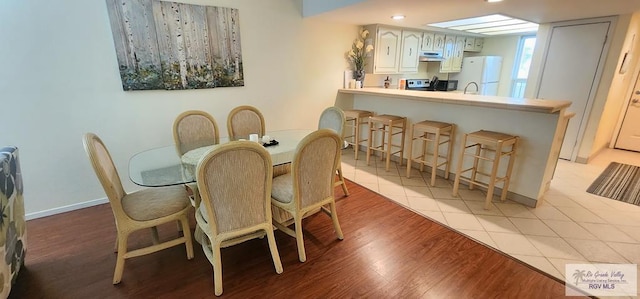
left=615, top=73, right=640, bottom=151
left=536, top=21, right=610, bottom=160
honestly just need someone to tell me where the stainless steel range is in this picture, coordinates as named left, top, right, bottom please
left=405, top=79, right=430, bottom=91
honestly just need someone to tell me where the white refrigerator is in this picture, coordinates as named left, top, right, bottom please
left=450, top=56, right=502, bottom=96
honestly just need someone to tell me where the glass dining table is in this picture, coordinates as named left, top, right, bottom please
left=129, top=129, right=313, bottom=187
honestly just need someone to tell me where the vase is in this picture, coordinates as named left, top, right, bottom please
left=354, top=69, right=365, bottom=83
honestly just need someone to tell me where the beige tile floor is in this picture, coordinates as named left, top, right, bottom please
left=340, top=147, right=640, bottom=289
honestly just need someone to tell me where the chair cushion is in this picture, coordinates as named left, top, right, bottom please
left=122, top=185, right=189, bottom=221
left=271, top=173, right=294, bottom=204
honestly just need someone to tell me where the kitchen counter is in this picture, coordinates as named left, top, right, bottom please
left=336, top=88, right=573, bottom=207
left=339, top=88, right=571, bottom=114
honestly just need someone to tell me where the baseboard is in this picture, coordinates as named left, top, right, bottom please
left=26, top=197, right=108, bottom=220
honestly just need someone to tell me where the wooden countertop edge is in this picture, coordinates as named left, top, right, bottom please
left=338, top=88, right=572, bottom=114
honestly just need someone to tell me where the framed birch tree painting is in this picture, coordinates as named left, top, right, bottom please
left=105, top=0, right=243, bottom=90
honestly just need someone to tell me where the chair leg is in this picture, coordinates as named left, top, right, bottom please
left=213, top=242, right=223, bottom=296
left=294, top=216, right=306, bottom=262
left=501, top=139, right=518, bottom=202
left=180, top=216, right=194, bottom=259
left=431, top=131, right=441, bottom=187
left=366, top=119, right=373, bottom=166
left=113, top=237, right=118, bottom=253
left=354, top=118, right=360, bottom=160
left=336, top=166, right=349, bottom=196
left=150, top=226, right=160, bottom=245
left=485, top=141, right=503, bottom=210
left=469, top=144, right=482, bottom=190
left=113, top=232, right=129, bottom=284
left=329, top=201, right=344, bottom=240
left=452, top=134, right=468, bottom=197
left=385, top=124, right=392, bottom=171
left=265, top=228, right=283, bottom=274
left=444, top=127, right=455, bottom=180
left=406, top=125, right=414, bottom=178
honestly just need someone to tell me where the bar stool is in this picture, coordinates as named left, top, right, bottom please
left=406, top=120, right=455, bottom=186
left=343, top=109, right=374, bottom=160
left=452, top=130, right=518, bottom=210
left=366, top=114, right=407, bottom=172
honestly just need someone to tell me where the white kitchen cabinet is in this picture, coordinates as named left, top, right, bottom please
left=364, top=25, right=422, bottom=74
left=433, top=34, right=445, bottom=52
left=421, top=32, right=435, bottom=51
left=399, top=30, right=422, bottom=73
left=474, top=38, right=484, bottom=51
left=464, top=37, right=475, bottom=51
left=440, top=35, right=465, bottom=73
left=451, top=36, right=465, bottom=72
left=365, top=26, right=402, bottom=74
left=439, top=35, right=455, bottom=72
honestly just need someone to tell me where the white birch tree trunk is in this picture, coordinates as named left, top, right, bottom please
left=120, top=0, right=138, bottom=71
left=171, top=2, right=188, bottom=88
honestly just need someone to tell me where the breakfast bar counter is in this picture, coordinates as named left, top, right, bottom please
left=336, top=88, right=573, bottom=207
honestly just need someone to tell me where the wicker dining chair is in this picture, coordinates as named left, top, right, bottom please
left=271, top=129, right=344, bottom=262
left=83, top=133, right=194, bottom=284
left=173, top=110, right=220, bottom=156
left=226, top=105, right=265, bottom=140
left=318, top=106, right=349, bottom=196
left=173, top=110, right=220, bottom=208
left=195, top=141, right=283, bottom=296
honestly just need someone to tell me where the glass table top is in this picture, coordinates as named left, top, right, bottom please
left=128, top=129, right=312, bottom=187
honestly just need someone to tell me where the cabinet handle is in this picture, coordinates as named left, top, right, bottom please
left=387, top=46, right=390, bottom=55
left=409, top=48, right=412, bottom=56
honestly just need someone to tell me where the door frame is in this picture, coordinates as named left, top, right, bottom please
left=532, top=17, right=615, bottom=161
left=611, top=64, right=640, bottom=148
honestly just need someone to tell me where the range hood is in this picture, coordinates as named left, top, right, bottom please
left=419, top=51, right=444, bottom=62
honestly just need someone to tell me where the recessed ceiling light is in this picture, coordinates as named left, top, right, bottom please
left=486, top=0, right=503, bottom=2
left=391, top=15, right=405, bottom=20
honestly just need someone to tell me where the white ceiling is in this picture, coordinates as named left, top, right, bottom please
left=304, top=0, right=640, bottom=35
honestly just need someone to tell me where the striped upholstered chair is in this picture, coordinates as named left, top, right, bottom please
left=173, top=110, right=220, bottom=208
left=226, top=105, right=265, bottom=140
left=0, top=146, right=26, bottom=298
left=83, top=133, right=194, bottom=284
left=271, top=129, right=344, bottom=262
left=195, top=141, right=283, bottom=296
left=318, top=106, right=349, bottom=196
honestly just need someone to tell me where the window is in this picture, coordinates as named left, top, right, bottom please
left=511, top=35, right=536, bottom=98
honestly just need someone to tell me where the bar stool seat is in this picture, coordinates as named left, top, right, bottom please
left=343, top=109, right=374, bottom=160
left=366, top=114, right=407, bottom=172
left=452, top=130, right=518, bottom=210
left=406, top=120, right=455, bottom=186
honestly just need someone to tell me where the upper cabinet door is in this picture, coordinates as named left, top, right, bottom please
left=440, top=35, right=455, bottom=72
left=451, top=36, right=466, bottom=72
left=464, top=37, right=475, bottom=51
left=421, top=32, right=435, bottom=51
left=399, top=31, right=422, bottom=73
left=433, top=34, right=445, bottom=52
left=474, top=38, right=484, bottom=52
left=374, top=28, right=402, bottom=73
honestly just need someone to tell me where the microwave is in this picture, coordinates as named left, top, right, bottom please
left=433, top=80, right=458, bottom=91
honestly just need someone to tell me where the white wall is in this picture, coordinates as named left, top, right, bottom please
left=0, top=0, right=356, bottom=217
